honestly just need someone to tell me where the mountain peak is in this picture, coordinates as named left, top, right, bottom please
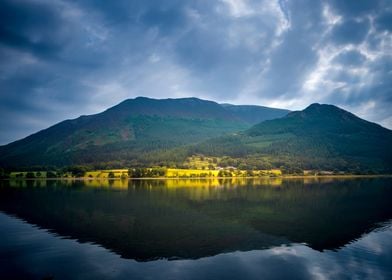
left=132, top=96, right=206, bottom=103
left=285, top=103, right=353, bottom=121
left=305, top=103, right=321, bottom=109
left=134, top=96, right=150, bottom=100
left=248, top=102, right=391, bottom=138
left=303, top=103, right=339, bottom=112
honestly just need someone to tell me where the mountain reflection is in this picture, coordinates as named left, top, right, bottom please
left=0, top=178, right=391, bottom=261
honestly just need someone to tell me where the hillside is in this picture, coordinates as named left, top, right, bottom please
left=192, top=104, right=392, bottom=173
left=222, top=104, right=290, bottom=125
left=0, top=97, right=288, bottom=168
left=2, top=99, right=390, bottom=173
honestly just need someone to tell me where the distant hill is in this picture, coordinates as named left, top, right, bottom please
left=193, top=103, right=392, bottom=173
left=0, top=97, right=288, bottom=168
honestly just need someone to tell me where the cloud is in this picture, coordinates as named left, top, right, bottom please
left=374, top=10, right=392, bottom=32
left=332, top=50, right=367, bottom=66
left=0, top=0, right=391, bottom=144
left=0, top=0, right=65, bottom=58
left=330, top=19, right=370, bottom=45
left=329, top=0, right=381, bottom=17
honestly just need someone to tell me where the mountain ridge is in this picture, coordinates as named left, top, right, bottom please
left=1, top=99, right=391, bottom=173
left=193, top=103, right=392, bottom=173
left=221, top=103, right=290, bottom=125
left=0, top=96, right=289, bottom=168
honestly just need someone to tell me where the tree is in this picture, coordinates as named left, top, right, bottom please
left=46, top=171, right=57, bottom=178
left=0, top=168, right=10, bottom=179
left=64, top=166, right=87, bottom=177
left=25, top=172, right=35, bottom=179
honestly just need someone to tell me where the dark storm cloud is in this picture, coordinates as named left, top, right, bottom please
left=0, top=1, right=53, bottom=52
left=0, top=0, right=73, bottom=59
left=0, top=0, right=391, bottom=144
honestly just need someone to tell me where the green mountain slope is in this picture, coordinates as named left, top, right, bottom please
left=0, top=97, right=288, bottom=168
left=3, top=99, right=389, bottom=173
left=193, top=103, right=392, bottom=173
left=221, top=104, right=290, bottom=125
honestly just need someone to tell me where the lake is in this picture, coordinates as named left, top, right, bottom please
left=0, top=177, right=391, bottom=279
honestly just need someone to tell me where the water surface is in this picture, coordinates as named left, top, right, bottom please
left=0, top=178, right=391, bottom=279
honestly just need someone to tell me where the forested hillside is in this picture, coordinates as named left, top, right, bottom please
left=190, top=104, right=392, bottom=173
left=0, top=97, right=288, bottom=168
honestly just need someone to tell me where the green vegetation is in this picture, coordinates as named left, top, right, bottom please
left=189, top=104, right=392, bottom=174
left=0, top=97, right=264, bottom=168
left=128, top=168, right=166, bottom=178
left=0, top=99, right=391, bottom=175
left=7, top=165, right=283, bottom=179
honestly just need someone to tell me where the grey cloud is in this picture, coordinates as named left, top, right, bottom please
left=260, top=32, right=319, bottom=97
left=0, top=0, right=391, bottom=144
left=333, top=50, right=367, bottom=66
left=257, top=0, right=323, bottom=98
left=374, top=11, right=392, bottom=32
left=0, top=0, right=72, bottom=59
left=326, top=55, right=392, bottom=127
left=330, top=19, right=370, bottom=45
left=140, top=7, right=187, bottom=36
left=329, top=0, right=381, bottom=17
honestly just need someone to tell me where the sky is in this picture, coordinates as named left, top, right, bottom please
left=0, top=0, right=391, bottom=144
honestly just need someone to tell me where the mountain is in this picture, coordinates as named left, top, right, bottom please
left=221, top=104, right=290, bottom=125
left=0, top=97, right=288, bottom=168
left=193, top=103, right=392, bottom=173
left=2, top=99, right=390, bottom=173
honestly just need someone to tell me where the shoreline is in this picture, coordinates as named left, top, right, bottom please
left=2, top=174, right=392, bottom=180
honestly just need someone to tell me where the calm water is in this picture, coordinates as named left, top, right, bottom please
left=0, top=177, right=391, bottom=279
